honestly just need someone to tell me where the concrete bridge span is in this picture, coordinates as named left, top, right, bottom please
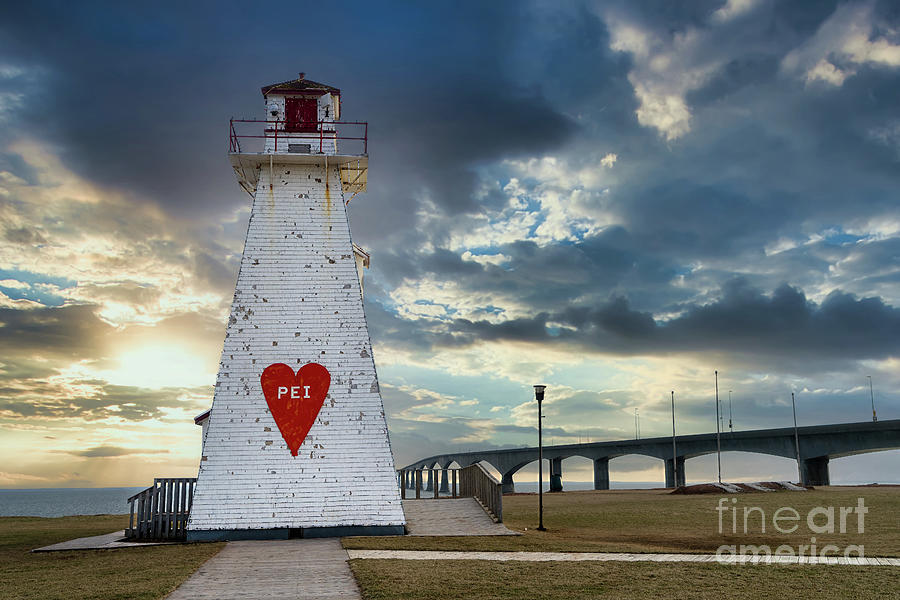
left=400, top=419, right=900, bottom=491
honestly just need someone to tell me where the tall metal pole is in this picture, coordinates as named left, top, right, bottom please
left=867, top=376, right=877, bottom=422
left=715, top=370, right=722, bottom=483
left=671, top=391, right=677, bottom=487
left=535, top=385, right=546, bottom=531
left=728, top=390, right=733, bottom=433
left=792, top=392, right=802, bottom=483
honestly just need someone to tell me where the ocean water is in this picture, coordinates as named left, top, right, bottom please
left=0, top=487, right=145, bottom=517
left=1, top=483, right=653, bottom=516
left=4, top=480, right=894, bottom=517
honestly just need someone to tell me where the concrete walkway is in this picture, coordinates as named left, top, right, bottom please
left=166, top=538, right=360, bottom=599
left=347, top=549, right=900, bottom=566
left=402, top=498, right=519, bottom=536
left=33, top=530, right=180, bottom=552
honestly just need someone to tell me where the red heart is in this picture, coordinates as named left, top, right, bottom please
left=260, top=363, right=330, bottom=456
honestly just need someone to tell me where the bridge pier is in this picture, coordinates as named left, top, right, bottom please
left=501, top=471, right=515, bottom=494
left=439, top=468, right=449, bottom=493
left=664, top=456, right=686, bottom=488
left=550, top=457, right=563, bottom=492
left=800, top=456, right=830, bottom=486
left=593, top=457, right=610, bottom=490
left=425, top=468, right=434, bottom=492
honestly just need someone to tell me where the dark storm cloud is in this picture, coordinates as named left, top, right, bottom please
left=370, top=279, right=900, bottom=366
left=0, top=1, right=576, bottom=224
left=379, top=83, right=576, bottom=216
left=371, top=228, right=687, bottom=316
left=0, top=304, right=112, bottom=358
left=61, top=445, right=169, bottom=458
left=0, top=381, right=210, bottom=422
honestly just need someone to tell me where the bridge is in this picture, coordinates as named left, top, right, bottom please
left=400, top=419, right=900, bottom=493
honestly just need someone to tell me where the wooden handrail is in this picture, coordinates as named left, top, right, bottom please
left=397, top=464, right=503, bottom=522
left=126, top=477, right=197, bottom=541
left=458, top=464, right=503, bottom=522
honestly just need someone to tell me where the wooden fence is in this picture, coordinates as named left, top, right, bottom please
left=126, top=477, right=196, bottom=541
left=397, top=463, right=503, bottom=522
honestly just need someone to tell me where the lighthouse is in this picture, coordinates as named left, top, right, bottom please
left=186, top=74, right=405, bottom=540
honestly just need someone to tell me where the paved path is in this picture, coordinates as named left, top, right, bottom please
left=33, top=530, right=179, bottom=552
left=166, top=538, right=360, bottom=599
left=402, top=498, right=518, bottom=536
left=347, top=549, right=900, bottom=566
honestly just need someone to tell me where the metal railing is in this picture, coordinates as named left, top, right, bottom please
left=397, top=464, right=503, bottom=522
left=229, top=119, right=367, bottom=155
left=126, top=477, right=196, bottom=541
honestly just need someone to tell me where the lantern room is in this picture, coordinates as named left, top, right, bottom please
left=228, top=73, right=367, bottom=201
left=262, top=73, right=341, bottom=154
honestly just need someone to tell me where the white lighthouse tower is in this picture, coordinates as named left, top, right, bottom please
left=186, top=74, right=405, bottom=540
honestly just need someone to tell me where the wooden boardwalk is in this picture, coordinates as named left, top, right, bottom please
left=402, top=498, right=518, bottom=536
left=33, top=530, right=179, bottom=552
left=165, top=538, right=361, bottom=599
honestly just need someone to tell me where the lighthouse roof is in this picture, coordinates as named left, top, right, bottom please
left=262, top=73, right=340, bottom=96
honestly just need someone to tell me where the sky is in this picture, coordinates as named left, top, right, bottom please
left=0, top=0, right=898, bottom=489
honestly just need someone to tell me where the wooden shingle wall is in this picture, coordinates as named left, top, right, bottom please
left=187, top=162, right=405, bottom=532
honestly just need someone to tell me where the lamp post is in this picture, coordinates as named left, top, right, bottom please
left=728, top=390, right=733, bottom=433
left=671, top=391, right=677, bottom=488
left=715, top=371, right=722, bottom=484
left=534, top=384, right=547, bottom=531
left=792, top=392, right=802, bottom=484
left=867, top=376, right=877, bottom=422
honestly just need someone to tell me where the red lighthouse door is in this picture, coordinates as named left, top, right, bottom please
left=285, top=97, right=318, bottom=132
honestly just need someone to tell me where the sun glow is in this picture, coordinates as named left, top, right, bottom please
left=106, top=345, right=214, bottom=389
left=95, top=345, right=215, bottom=389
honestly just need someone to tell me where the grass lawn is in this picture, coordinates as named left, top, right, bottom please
left=0, top=514, right=223, bottom=600
left=350, top=558, right=900, bottom=600
left=343, top=486, right=900, bottom=556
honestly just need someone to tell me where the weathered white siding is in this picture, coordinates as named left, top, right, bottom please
left=187, top=162, right=404, bottom=531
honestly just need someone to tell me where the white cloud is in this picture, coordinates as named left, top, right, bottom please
left=805, top=59, right=851, bottom=86
left=711, top=0, right=762, bottom=24
left=782, top=2, right=900, bottom=87
left=461, top=251, right=510, bottom=267
left=600, top=153, right=617, bottom=168
left=0, top=279, right=30, bottom=289
left=604, top=13, right=729, bottom=140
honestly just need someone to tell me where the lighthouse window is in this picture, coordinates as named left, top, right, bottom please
left=285, top=97, right=318, bottom=133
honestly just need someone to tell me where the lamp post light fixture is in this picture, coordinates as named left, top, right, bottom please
left=534, top=384, right=547, bottom=531
left=867, top=376, right=877, bottom=422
